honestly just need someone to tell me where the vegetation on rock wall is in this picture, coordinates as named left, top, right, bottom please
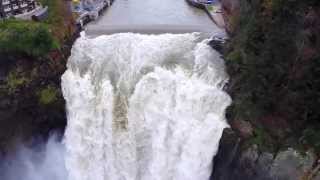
left=0, top=0, right=76, bottom=153
left=38, top=85, right=58, bottom=105
left=6, top=69, right=30, bottom=94
left=225, top=0, right=320, bottom=153
left=0, top=20, right=58, bottom=57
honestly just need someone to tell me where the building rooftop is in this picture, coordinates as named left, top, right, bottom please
left=0, top=0, right=37, bottom=19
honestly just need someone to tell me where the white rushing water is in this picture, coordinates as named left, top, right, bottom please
left=61, top=32, right=231, bottom=180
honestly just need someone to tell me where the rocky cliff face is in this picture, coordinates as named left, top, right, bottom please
left=0, top=0, right=77, bottom=155
left=212, top=0, right=320, bottom=179
left=0, top=53, right=67, bottom=155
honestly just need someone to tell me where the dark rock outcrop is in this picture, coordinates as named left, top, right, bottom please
left=212, top=129, right=319, bottom=180
left=208, top=36, right=226, bottom=54
left=211, top=129, right=273, bottom=180
left=213, top=0, right=320, bottom=179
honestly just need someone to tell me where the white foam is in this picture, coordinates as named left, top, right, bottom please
left=62, top=33, right=231, bottom=180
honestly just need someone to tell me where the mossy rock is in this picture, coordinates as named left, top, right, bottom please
left=38, top=86, right=58, bottom=105
left=6, top=70, right=30, bottom=94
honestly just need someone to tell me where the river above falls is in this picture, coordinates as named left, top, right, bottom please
left=85, top=0, right=224, bottom=36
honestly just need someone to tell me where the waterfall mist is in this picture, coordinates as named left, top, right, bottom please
left=0, top=135, right=67, bottom=180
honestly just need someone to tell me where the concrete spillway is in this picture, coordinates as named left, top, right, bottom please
left=85, top=0, right=224, bottom=36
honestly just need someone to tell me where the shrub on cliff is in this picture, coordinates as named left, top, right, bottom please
left=0, top=20, right=59, bottom=57
left=38, top=85, right=58, bottom=105
left=6, top=69, right=30, bottom=94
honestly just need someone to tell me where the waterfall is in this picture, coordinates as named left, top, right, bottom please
left=61, top=32, right=231, bottom=180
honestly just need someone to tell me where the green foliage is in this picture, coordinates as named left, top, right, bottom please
left=249, top=127, right=277, bottom=151
left=250, top=127, right=267, bottom=146
left=38, top=86, right=58, bottom=105
left=6, top=70, right=30, bottom=94
left=226, top=0, right=320, bottom=151
left=38, top=0, right=74, bottom=42
left=0, top=19, right=59, bottom=57
left=227, top=0, right=317, bottom=117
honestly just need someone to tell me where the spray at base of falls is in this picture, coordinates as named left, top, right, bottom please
left=0, top=135, right=66, bottom=180
left=61, top=32, right=232, bottom=180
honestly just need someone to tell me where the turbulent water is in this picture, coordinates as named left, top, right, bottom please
left=61, top=32, right=231, bottom=180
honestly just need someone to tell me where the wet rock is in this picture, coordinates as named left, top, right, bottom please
left=211, top=128, right=240, bottom=180
left=257, top=152, right=274, bottom=174
left=241, top=145, right=258, bottom=161
left=212, top=134, right=273, bottom=180
left=270, top=149, right=316, bottom=180
left=208, top=36, right=226, bottom=54
left=231, top=119, right=253, bottom=139
left=211, top=129, right=269, bottom=180
left=238, top=145, right=261, bottom=179
left=212, top=129, right=318, bottom=180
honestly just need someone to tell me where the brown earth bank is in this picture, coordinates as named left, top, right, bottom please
left=211, top=0, right=320, bottom=179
